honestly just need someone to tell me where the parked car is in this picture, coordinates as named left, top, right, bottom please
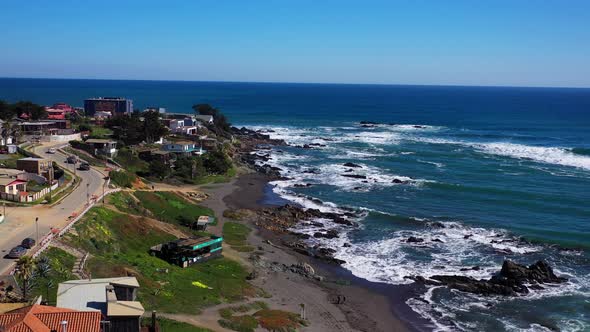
left=78, top=162, right=90, bottom=171
left=21, top=238, right=36, bottom=249
left=47, top=148, right=57, bottom=154
left=7, top=246, right=27, bottom=258
left=66, top=155, right=78, bottom=164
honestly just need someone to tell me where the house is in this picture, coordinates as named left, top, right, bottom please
left=57, top=277, right=144, bottom=332
left=85, top=138, right=118, bottom=158
left=138, top=149, right=174, bottom=164
left=162, top=140, right=203, bottom=155
left=0, top=178, right=26, bottom=195
left=16, top=157, right=53, bottom=180
left=0, top=168, right=54, bottom=202
left=149, top=236, right=223, bottom=268
left=0, top=304, right=102, bottom=332
left=169, top=118, right=198, bottom=135
left=194, top=114, right=214, bottom=124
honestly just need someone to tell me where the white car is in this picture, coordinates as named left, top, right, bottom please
left=47, top=148, right=57, bottom=154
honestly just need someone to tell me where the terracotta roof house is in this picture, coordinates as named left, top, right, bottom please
left=57, top=277, right=144, bottom=332
left=0, top=304, right=102, bottom=332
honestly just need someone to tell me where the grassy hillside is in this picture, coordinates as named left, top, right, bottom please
left=62, top=206, right=254, bottom=314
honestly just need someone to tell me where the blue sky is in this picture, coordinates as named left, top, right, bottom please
left=1, top=1, right=589, bottom=87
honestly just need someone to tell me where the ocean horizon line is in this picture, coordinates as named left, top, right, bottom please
left=2, top=76, right=590, bottom=91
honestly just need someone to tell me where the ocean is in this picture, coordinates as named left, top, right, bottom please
left=2, top=78, right=590, bottom=331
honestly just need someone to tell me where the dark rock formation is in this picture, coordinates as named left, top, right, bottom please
left=343, top=162, right=362, bottom=168
left=341, top=174, right=367, bottom=179
left=407, top=236, right=425, bottom=243
left=410, top=260, right=567, bottom=296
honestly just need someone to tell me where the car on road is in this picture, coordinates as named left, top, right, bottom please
left=21, top=238, right=36, bottom=249
left=7, top=246, right=27, bottom=259
left=47, top=148, right=57, bottom=154
left=78, top=162, right=90, bottom=171
left=66, top=155, right=78, bottom=164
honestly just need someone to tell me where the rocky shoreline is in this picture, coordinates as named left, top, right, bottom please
left=228, top=125, right=573, bottom=330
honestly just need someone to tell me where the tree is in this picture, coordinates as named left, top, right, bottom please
left=35, top=256, right=53, bottom=304
left=15, top=256, right=36, bottom=301
left=12, top=101, right=47, bottom=120
left=142, top=110, right=168, bottom=144
left=149, top=159, right=171, bottom=180
left=0, top=100, right=13, bottom=120
left=204, top=150, right=232, bottom=174
left=192, top=104, right=231, bottom=133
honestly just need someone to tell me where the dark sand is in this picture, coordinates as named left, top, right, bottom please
left=223, top=172, right=432, bottom=332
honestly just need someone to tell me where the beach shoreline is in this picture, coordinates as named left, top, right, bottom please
left=216, top=172, right=431, bottom=332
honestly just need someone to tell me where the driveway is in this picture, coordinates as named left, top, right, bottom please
left=0, top=142, right=107, bottom=274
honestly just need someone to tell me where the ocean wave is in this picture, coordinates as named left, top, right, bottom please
left=472, top=142, right=590, bottom=171
left=407, top=136, right=590, bottom=171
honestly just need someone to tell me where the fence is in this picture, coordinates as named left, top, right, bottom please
left=15, top=187, right=121, bottom=271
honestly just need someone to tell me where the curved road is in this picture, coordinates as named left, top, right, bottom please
left=0, top=142, right=107, bottom=274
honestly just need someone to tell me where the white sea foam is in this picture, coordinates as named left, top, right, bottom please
left=407, top=136, right=590, bottom=171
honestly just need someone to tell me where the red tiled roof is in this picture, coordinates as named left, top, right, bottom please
left=0, top=305, right=102, bottom=332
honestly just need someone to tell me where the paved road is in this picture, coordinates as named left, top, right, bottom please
left=0, top=142, right=107, bottom=274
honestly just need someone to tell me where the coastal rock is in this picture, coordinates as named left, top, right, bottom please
left=406, top=236, right=425, bottom=243
left=341, top=174, right=367, bottom=179
left=294, top=183, right=312, bottom=188
left=392, top=178, right=409, bottom=184
left=418, top=260, right=567, bottom=297
left=313, top=229, right=339, bottom=239
left=343, top=162, right=362, bottom=168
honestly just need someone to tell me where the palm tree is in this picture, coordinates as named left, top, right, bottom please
left=1, top=121, right=10, bottom=146
left=15, top=256, right=36, bottom=301
left=35, top=256, right=53, bottom=303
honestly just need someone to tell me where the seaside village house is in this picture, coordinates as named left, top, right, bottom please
left=0, top=169, right=27, bottom=199
left=16, top=157, right=54, bottom=181
left=85, top=139, right=118, bottom=158
left=57, top=277, right=144, bottom=332
left=45, top=102, right=77, bottom=120
left=0, top=304, right=103, bottom=332
left=0, top=158, right=59, bottom=202
left=162, top=140, right=204, bottom=156
left=150, top=235, right=223, bottom=268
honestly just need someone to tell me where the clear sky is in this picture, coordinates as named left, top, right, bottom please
left=1, top=0, right=589, bottom=87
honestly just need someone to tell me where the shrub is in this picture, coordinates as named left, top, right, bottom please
left=109, top=170, right=137, bottom=188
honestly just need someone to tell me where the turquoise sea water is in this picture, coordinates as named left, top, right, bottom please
left=2, top=78, right=589, bottom=331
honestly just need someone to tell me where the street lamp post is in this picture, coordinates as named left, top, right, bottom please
left=102, top=176, right=109, bottom=204
left=35, top=217, right=39, bottom=246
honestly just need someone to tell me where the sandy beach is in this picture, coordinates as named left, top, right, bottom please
left=193, top=172, right=426, bottom=332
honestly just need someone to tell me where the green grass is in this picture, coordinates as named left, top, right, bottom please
left=108, top=191, right=145, bottom=215
left=88, top=125, right=113, bottom=138
left=196, top=167, right=237, bottom=184
left=141, top=318, right=213, bottom=332
left=223, top=222, right=255, bottom=252
left=134, top=191, right=215, bottom=227
left=32, top=247, right=78, bottom=305
left=109, top=169, right=139, bottom=188
left=114, top=148, right=149, bottom=174
left=63, top=206, right=254, bottom=314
